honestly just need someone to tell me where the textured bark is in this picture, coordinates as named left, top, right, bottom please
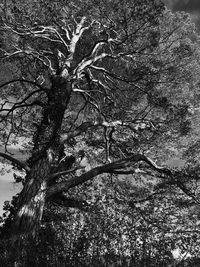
left=11, top=74, right=72, bottom=239
left=13, top=158, right=50, bottom=237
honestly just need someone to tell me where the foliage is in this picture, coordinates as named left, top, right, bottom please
left=2, top=175, right=200, bottom=266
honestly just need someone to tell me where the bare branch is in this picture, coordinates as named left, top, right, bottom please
left=65, top=16, right=89, bottom=68
left=61, top=120, right=120, bottom=143
left=2, top=23, right=68, bottom=47
left=74, top=52, right=109, bottom=77
left=1, top=101, right=43, bottom=116
left=0, top=79, right=47, bottom=92
left=74, top=35, right=123, bottom=76
left=0, top=152, right=30, bottom=172
left=104, top=126, right=115, bottom=163
left=60, top=119, right=152, bottom=144
left=53, top=20, right=72, bottom=41
left=1, top=46, right=54, bottom=72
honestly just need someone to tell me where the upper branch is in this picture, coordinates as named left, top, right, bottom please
left=65, top=16, right=89, bottom=68
left=0, top=79, right=47, bottom=92
left=2, top=23, right=68, bottom=46
left=0, top=101, right=43, bottom=116
left=0, top=44, right=54, bottom=72
left=60, top=119, right=153, bottom=144
left=60, top=120, right=122, bottom=143
left=0, top=88, right=45, bottom=116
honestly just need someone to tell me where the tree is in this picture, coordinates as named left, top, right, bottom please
left=0, top=0, right=200, bottom=264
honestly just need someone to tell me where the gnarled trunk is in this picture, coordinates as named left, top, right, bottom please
left=11, top=74, right=72, bottom=239
left=13, top=157, right=50, bottom=237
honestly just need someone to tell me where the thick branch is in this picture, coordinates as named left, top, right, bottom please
left=48, top=166, right=85, bottom=181
left=0, top=152, right=30, bottom=172
left=47, top=154, right=166, bottom=197
left=65, top=16, right=88, bottom=68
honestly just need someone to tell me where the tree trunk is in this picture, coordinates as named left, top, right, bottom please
left=13, top=157, right=50, bottom=237
left=11, top=74, right=72, bottom=239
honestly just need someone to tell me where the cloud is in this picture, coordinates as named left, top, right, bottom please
left=190, top=11, right=200, bottom=25
left=163, top=0, right=200, bottom=12
left=176, top=0, right=200, bottom=12
left=163, top=0, right=180, bottom=10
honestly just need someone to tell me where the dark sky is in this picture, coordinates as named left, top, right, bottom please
left=163, top=0, right=200, bottom=31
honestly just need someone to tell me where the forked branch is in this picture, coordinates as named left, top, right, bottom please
left=0, top=79, right=47, bottom=92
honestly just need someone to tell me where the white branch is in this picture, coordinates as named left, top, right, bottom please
left=2, top=23, right=68, bottom=50
left=65, top=17, right=89, bottom=67
left=1, top=47, right=54, bottom=72
left=74, top=53, right=109, bottom=77
left=60, top=119, right=150, bottom=143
